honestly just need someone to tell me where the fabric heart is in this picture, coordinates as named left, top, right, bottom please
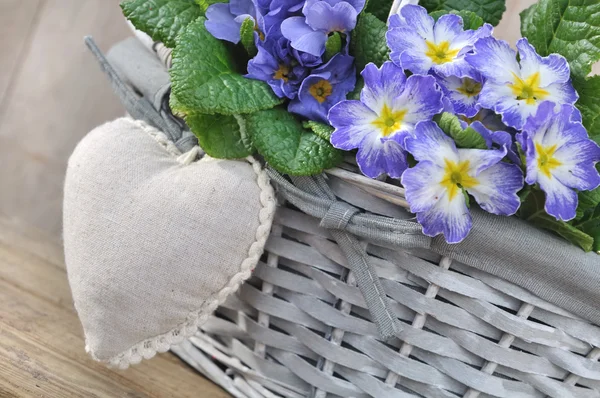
left=63, top=117, right=275, bottom=368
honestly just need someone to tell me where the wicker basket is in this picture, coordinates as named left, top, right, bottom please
left=168, top=162, right=600, bottom=398
left=117, top=6, right=600, bottom=398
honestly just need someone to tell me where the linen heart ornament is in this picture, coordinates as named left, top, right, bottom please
left=63, top=117, right=276, bottom=368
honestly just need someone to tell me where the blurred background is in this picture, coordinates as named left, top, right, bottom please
left=0, top=0, right=537, bottom=239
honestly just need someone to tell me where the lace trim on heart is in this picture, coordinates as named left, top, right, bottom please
left=90, top=118, right=277, bottom=369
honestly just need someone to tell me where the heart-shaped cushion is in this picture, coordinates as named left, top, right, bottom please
left=63, top=117, right=275, bottom=368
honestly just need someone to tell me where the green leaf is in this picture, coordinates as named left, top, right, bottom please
left=185, top=113, right=254, bottom=158
left=520, top=0, right=600, bottom=78
left=240, top=17, right=257, bottom=57
left=247, top=109, right=343, bottom=175
left=351, top=12, right=390, bottom=71
left=303, top=120, right=335, bottom=141
left=121, top=0, right=203, bottom=48
left=436, top=112, right=487, bottom=149
left=364, top=0, right=394, bottom=21
left=573, top=204, right=600, bottom=252
left=429, top=10, right=485, bottom=29
left=195, top=0, right=226, bottom=13
left=420, top=0, right=506, bottom=26
left=573, top=75, right=600, bottom=143
left=170, top=17, right=282, bottom=116
left=519, top=189, right=594, bottom=251
left=324, top=32, right=342, bottom=62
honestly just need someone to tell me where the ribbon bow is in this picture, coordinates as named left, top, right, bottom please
left=267, top=170, right=431, bottom=339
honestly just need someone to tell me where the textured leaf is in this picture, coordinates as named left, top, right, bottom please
left=420, top=0, right=506, bottom=26
left=247, top=109, right=343, bottom=175
left=436, top=113, right=487, bottom=149
left=324, top=32, right=342, bottom=62
left=170, top=17, right=282, bottom=115
left=520, top=0, right=600, bottom=78
left=573, top=75, right=600, bottom=143
left=520, top=188, right=594, bottom=251
left=429, top=10, right=485, bottom=29
left=351, top=12, right=390, bottom=71
left=121, top=0, right=203, bottom=48
left=240, top=17, right=257, bottom=57
left=303, top=120, right=335, bottom=141
left=186, top=113, right=254, bottom=158
left=364, top=0, right=394, bottom=21
left=576, top=187, right=600, bottom=221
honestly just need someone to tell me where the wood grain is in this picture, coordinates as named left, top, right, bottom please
left=0, top=217, right=231, bottom=398
left=0, top=0, right=132, bottom=236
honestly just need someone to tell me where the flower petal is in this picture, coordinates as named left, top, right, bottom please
left=360, top=61, right=407, bottom=113
left=457, top=146, right=506, bottom=176
left=401, top=160, right=446, bottom=213
left=553, top=139, right=600, bottom=191
left=281, top=16, right=327, bottom=56
left=416, top=189, right=472, bottom=243
left=205, top=3, right=243, bottom=43
left=329, top=100, right=378, bottom=150
left=466, top=162, right=523, bottom=215
left=396, top=75, right=445, bottom=127
left=398, top=5, right=434, bottom=41
left=404, top=121, right=459, bottom=166
left=433, top=13, right=463, bottom=43
left=356, top=134, right=408, bottom=178
left=466, top=37, right=520, bottom=84
left=305, top=1, right=358, bottom=33
left=517, top=38, right=571, bottom=86
left=538, top=173, right=578, bottom=221
left=386, top=27, right=431, bottom=74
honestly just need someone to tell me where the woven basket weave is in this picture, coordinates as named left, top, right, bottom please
left=169, top=161, right=600, bottom=398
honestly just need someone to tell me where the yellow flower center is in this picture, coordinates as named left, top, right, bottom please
left=425, top=41, right=460, bottom=64
left=273, top=64, right=290, bottom=82
left=508, top=72, right=549, bottom=105
left=440, top=159, right=479, bottom=201
left=456, top=78, right=482, bottom=98
left=535, top=142, right=561, bottom=178
left=371, top=104, right=407, bottom=137
left=309, top=79, right=333, bottom=103
left=254, top=21, right=265, bottom=41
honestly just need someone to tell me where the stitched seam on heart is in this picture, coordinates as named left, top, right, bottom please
left=95, top=119, right=277, bottom=369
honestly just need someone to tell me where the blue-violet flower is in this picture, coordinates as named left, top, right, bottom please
left=288, top=53, right=356, bottom=123
left=402, top=121, right=523, bottom=243
left=328, top=61, right=444, bottom=178
left=466, top=37, right=578, bottom=130
left=517, top=102, right=600, bottom=221
left=386, top=5, right=492, bottom=78
left=205, top=0, right=260, bottom=44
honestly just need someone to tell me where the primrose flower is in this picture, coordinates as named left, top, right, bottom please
left=257, top=0, right=305, bottom=39
left=288, top=53, right=356, bottom=123
left=386, top=5, right=492, bottom=78
left=246, top=37, right=309, bottom=99
left=328, top=61, right=444, bottom=178
left=468, top=120, right=521, bottom=165
left=281, top=0, right=365, bottom=56
left=518, top=102, right=600, bottom=221
left=402, top=121, right=523, bottom=243
left=436, top=73, right=483, bottom=118
left=466, top=37, right=578, bottom=130
left=205, top=0, right=261, bottom=43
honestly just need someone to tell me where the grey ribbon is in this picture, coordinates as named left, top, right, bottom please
left=267, top=169, right=431, bottom=339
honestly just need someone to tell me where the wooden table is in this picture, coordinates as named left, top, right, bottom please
left=0, top=217, right=230, bottom=398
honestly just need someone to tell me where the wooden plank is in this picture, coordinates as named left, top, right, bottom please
left=0, top=219, right=230, bottom=397
left=0, top=0, right=41, bottom=107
